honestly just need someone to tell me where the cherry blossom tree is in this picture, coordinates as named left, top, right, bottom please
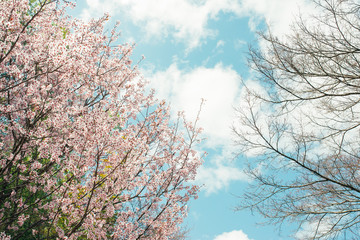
left=0, top=0, right=203, bottom=239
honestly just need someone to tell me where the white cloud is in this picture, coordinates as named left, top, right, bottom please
left=214, top=230, right=253, bottom=240
left=216, top=40, right=225, bottom=48
left=145, top=63, right=241, bottom=148
left=234, top=39, right=246, bottom=50
left=294, top=220, right=336, bottom=240
left=194, top=154, right=249, bottom=195
left=145, top=63, right=250, bottom=195
left=81, top=0, right=242, bottom=50
left=239, top=0, right=317, bottom=37
left=80, top=0, right=318, bottom=51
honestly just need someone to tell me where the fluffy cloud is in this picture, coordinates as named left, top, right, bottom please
left=81, top=0, right=316, bottom=50
left=214, top=230, right=253, bottom=240
left=145, top=63, right=251, bottom=194
left=146, top=63, right=241, bottom=148
left=81, top=0, right=242, bottom=50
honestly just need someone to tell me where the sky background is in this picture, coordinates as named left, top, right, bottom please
left=69, top=1, right=318, bottom=239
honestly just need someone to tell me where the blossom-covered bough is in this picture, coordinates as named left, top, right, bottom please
left=0, top=0, right=203, bottom=239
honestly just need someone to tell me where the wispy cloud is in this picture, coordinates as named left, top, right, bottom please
left=216, top=40, right=225, bottom=48
left=194, top=154, right=249, bottom=195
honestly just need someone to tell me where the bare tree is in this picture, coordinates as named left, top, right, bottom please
left=233, top=0, right=360, bottom=239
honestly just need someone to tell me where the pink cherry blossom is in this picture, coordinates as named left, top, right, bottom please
left=0, top=0, right=203, bottom=239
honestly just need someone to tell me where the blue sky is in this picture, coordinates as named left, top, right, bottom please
left=69, top=1, right=317, bottom=239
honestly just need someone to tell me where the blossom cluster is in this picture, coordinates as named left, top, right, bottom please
left=0, top=0, right=202, bottom=239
